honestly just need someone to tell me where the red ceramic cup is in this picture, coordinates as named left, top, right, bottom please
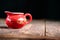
left=5, top=11, right=32, bottom=29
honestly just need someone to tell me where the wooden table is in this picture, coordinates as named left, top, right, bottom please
left=0, top=19, right=60, bottom=40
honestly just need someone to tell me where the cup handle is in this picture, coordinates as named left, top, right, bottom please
left=25, top=13, right=32, bottom=24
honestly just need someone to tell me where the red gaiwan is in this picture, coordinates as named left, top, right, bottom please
left=5, top=11, right=32, bottom=29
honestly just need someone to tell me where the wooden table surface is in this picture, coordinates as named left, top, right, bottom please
left=0, top=18, right=60, bottom=40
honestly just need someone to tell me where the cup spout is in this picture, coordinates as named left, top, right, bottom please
left=4, top=11, right=12, bottom=15
left=4, top=11, right=11, bottom=13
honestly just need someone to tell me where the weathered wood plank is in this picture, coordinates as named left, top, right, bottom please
left=46, top=20, right=60, bottom=37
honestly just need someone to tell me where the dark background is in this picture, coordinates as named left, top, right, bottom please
left=0, top=0, right=60, bottom=20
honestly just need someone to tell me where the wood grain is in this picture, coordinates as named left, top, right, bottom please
left=1, top=18, right=60, bottom=39
left=46, top=20, right=60, bottom=37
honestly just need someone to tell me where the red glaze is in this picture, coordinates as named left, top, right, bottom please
left=5, top=11, right=32, bottom=29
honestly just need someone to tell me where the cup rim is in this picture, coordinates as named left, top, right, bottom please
left=11, top=12, right=24, bottom=14
left=5, top=11, right=24, bottom=14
